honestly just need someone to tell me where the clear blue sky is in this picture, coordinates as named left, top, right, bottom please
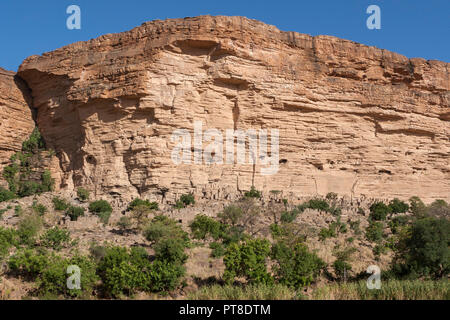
left=0, top=0, right=448, bottom=71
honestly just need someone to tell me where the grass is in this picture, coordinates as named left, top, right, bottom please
left=312, top=280, right=450, bottom=300
left=188, top=283, right=300, bottom=300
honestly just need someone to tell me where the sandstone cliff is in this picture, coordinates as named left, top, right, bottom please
left=0, top=68, right=34, bottom=176
left=15, top=16, right=450, bottom=202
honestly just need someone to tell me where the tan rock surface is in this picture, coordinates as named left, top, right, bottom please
left=17, top=16, right=450, bottom=202
left=0, top=68, right=34, bottom=176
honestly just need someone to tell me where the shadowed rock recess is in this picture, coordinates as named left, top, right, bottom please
left=4, top=15, right=449, bottom=202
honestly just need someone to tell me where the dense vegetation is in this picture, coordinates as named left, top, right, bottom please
left=0, top=182, right=448, bottom=300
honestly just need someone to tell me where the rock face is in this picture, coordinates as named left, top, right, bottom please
left=17, top=16, right=449, bottom=202
left=0, top=68, right=34, bottom=175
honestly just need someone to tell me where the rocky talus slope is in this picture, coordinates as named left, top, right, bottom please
left=0, top=68, right=34, bottom=177
left=2, top=15, right=449, bottom=202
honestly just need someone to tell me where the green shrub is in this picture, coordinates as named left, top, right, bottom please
left=32, top=202, right=47, bottom=216
left=127, top=198, right=158, bottom=211
left=22, top=128, right=45, bottom=153
left=306, top=199, right=330, bottom=212
left=393, top=217, right=450, bottom=279
left=77, top=188, right=90, bottom=202
left=143, top=215, right=188, bottom=245
left=388, top=215, right=410, bottom=234
left=280, top=208, right=300, bottom=223
left=427, top=199, right=450, bottom=219
left=9, top=249, right=98, bottom=298
left=89, top=200, right=113, bottom=224
left=0, top=187, right=15, bottom=203
left=52, top=197, right=70, bottom=211
left=66, top=206, right=85, bottom=221
left=8, top=248, right=49, bottom=277
left=0, top=227, right=18, bottom=261
left=189, top=215, right=222, bottom=240
left=244, top=187, right=261, bottom=199
left=179, top=193, right=195, bottom=207
left=210, top=242, right=226, bottom=258
left=366, top=221, right=384, bottom=242
left=40, top=227, right=71, bottom=250
left=388, top=198, right=409, bottom=214
left=154, top=238, right=188, bottom=265
left=40, top=170, right=54, bottom=193
left=409, top=196, right=428, bottom=218
left=348, top=219, right=361, bottom=235
left=18, top=214, right=43, bottom=245
left=326, top=192, right=338, bottom=200
left=174, top=201, right=184, bottom=209
left=333, top=259, right=352, bottom=280
left=223, top=239, right=272, bottom=285
left=369, top=202, right=391, bottom=221
left=117, top=216, right=132, bottom=232
left=271, top=243, right=325, bottom=288
left=218, top=205, right=243, bottom=226
left=319, top=227, right=336, bottom=241
left=97, top=246, right=185, bottom=297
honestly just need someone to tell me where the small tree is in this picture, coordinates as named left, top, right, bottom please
left=77, top=188, right=90, bottom=202
left=89, top=200, right=113, bottom=225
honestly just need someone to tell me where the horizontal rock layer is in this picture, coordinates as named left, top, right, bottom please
left=0, top=68, right=34, bottom=175
left=17, top=15, right=450, bottom=202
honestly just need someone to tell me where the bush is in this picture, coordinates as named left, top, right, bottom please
left=244, top=187, right=261, bottom=199
left=218, top=205, right=243, bottom=226
left=52, top=197, right=70, bottom=211
left=409, top=196, right=428, bottom=218
left=319, top=227, right=336, bottom=241
left=348, top=219, right=361, bottom=235
left=326, top=192, right=338, bottom=201
left=127, top=198, right=158, bottom=211
left=189, top=215, right=222, bottom=240
left=97, top=246, right=185, bottom=297
left=280, top=208, right=300, bottom=223
left=427, top=200, right=450, bottom=219
left=271, top=243, right=325, bottom=288
left=154, top=238, right=188, bottom=265
left=66, top=206, right=85, bottom=221
left=223, top=239, right=272, bottom=285
left=32, top=202, right=47, bottom=216
left=393, top=217, right=450, bottom=279
left=388, top=198, right=409, bottom=214
left=0, top=227, right=18, bottom=261
left=209, top=242, right=226, bottom=258
left=9, top=249, right=98, bottom=298
left=388, top=215, right=410, bottom=234
left=40, top=170, right=54, bottom=193
left=22, top=128, right=45, bottom=153
left=89, top=200, right=113, bottom=224
left=306, top=199, right=330, bottom=212
left=77, top=188, right=90, bottom=202
left=40, top=227, right=71, bottom=250
left=117, top=216, right=132, bottom=232
left=179, top=193, right=195, bottom=207
left=365, top=221, right=384, bottom=243
left=0, top=187, right=15, bottom=203
left=143, top=215, right=188, bottom=245
left=18, top=213, right=43, bottom=245
left=369, top=202, right=391, bottom=221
